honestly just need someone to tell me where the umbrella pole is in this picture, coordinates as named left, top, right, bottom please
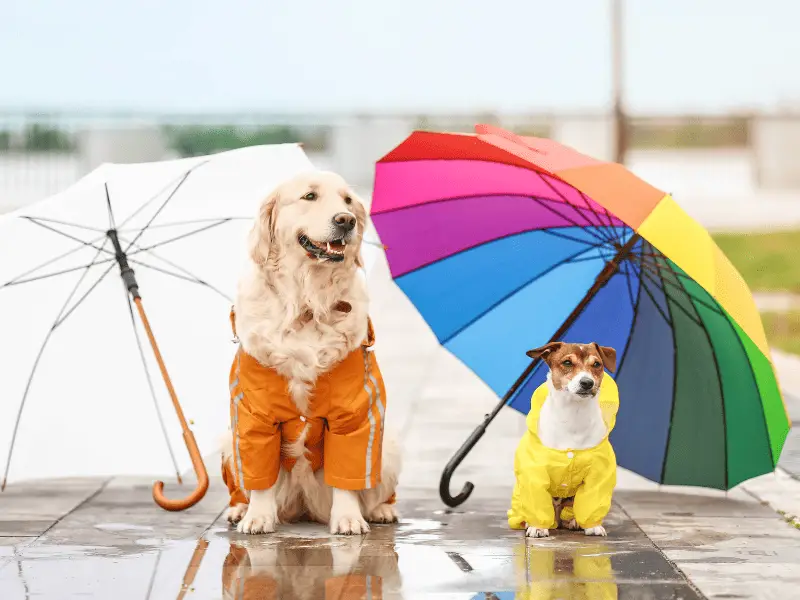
left=439, top=233, right=641, bottom=507
left=107, top=229, right=209, bottom=511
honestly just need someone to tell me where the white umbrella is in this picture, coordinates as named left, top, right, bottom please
left=0, top=144, right=382, bottom=510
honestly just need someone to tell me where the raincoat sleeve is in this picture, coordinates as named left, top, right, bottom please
left=508, top=383, right=558, bottom=530
left=573, top=374, right=619, bottom=529
left=324, top=330, right=386, bottom=491
left=230, top=350, right=283, bottom=491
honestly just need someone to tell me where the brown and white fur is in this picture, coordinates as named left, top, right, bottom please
left=222, top=171, right=400, bottom=536
left=524, top=341, right=617, bottom=538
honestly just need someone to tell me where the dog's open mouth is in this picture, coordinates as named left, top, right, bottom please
left=298, top=234, right=347, bottom=262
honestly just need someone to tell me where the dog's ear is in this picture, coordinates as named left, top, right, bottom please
left=349, top=191, right=368, bottom=268
left=248, top=190, right=279, bottom=266
left=594, top=343, right=617, bottom=373
left=526, top=342, right=563, bottom=364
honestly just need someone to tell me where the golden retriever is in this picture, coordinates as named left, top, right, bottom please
left=222, top=171, right=400, bottom=535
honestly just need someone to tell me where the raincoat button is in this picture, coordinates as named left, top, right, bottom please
left=567, top=451, right=574, bottom=459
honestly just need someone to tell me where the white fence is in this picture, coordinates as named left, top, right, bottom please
left=1, top=113, right=799, bottom=230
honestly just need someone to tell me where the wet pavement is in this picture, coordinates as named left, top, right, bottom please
left=3, top=257, right=800, bottom=598
left=0, top=482, right=701, bottom=599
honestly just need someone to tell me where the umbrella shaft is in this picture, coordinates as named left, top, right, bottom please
left=106, top=228, right=140, bottom=299
left=500, top=233, right=641, bottom=405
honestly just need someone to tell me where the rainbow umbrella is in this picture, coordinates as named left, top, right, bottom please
left=370, top=124, right=790, bottom=507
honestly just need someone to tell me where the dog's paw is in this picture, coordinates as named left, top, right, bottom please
left=564, top=518, right=581, bottom=531
left=525, top=527, right=550, bottom=538
left=367, top=503, right=399, bottom=524
left=226, top=503, right=248, bottom=525
left=331, top=514, right=370, bottom=535
left=236, top=508, right=277, bottom=535
left=584, top=525, right=607, bottom=537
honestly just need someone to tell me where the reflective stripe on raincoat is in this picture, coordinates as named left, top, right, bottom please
left=508, top=375, right=619, bottom=530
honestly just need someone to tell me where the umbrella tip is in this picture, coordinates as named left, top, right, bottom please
left=1, top=477, right=6, bottom=492
left=177, top=473, right=184, bottom=485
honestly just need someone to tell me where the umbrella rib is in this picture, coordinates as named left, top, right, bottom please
left=0, top=225, right=110, bottom=289
left=625, top=261, right=674, bottom=326
left=1, top=241, right=110, bottom=490
left=373, top=192, right=619, bottom=246
left=123, top=166, right=201, bottom=253
left=117, top=217, right=251, bottom=232
left=17, top=216, right=107, bottom=234
left=126, top=257, right=232, bottom=302
left=539, top=227, right=621, bottom=249
left=525, top=195, right=614, bottom=246
left=116, top=159, right=211, bottom=231
left=651, top=248, right=681, bottom=484
left=582, top=190, right=619, bottom=233
left=123, top=286, right=183, bottom=485
left=1, top=257, right=117, bottom=288
left=53, top=263, right=116, bottom=329
left=535, top=173, right=616, bottom=244
left=619, top=258, right=639, bottom=314
left=715, top=291, right=777, bottom=469
left=640, top=270, right=704, bottom=327
left=126, top=219, right=232, bottom=256
left=614, top=259, right=645, bottom=375
left=633, top=255, right=726, bottom=318
left=440, top=239, right=612, bottom=345
left=658, top=254, right=730, bottom=489
left=104, top=182, right=117, bottom=230
left=22, top=217, right=114, bottom=257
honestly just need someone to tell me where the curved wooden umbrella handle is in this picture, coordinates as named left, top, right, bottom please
left=133, top=297, right=210, bottom=511
left=152, top=430, right=209, bottom=511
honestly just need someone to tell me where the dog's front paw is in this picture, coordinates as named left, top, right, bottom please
left=331, top=514, right=370, bottom=535
left=236, top=507, right=277, bottom=535
left=226, top=503, right=248, bottom=525
left=584, top=525, right=607, bottom=537
left=525, top=527, right=550, bottom=538
left=367, top=503, right=399, bottom=524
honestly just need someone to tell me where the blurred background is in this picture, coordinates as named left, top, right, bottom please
left=2, top=0, right=800, bottom=353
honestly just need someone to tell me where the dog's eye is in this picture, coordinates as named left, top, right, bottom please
left=593, top=361, right=602, bottom=368
left=344, top=196, right=352, bottom=205
left=562, top=360, right=573, bottom=368
left=302, top=191, right=317, bottom=201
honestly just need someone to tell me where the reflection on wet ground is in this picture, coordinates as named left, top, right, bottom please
left=0, top=496, right=701, bottom=599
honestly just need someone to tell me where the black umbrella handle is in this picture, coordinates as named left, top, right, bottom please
left=439, top=422, right=485, bottom=507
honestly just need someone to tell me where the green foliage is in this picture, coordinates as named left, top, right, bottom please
left=0, top=124, right=75, bottom=152
left=164, top=125, right=328, bottom=157
left=713, top=230, right=800, bottom=292
left=630, top=118, right=749, bottom=149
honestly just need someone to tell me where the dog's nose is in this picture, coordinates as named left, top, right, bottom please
left=333, top=213, right=356, bottom=231
left=579, top=377, right=594, bottom=391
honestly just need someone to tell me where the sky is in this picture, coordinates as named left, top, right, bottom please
left=2, top=0, right=799, bottom=114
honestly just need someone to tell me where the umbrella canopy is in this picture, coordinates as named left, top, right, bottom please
left=371, top=124, right=789, bottom=493
left=0, top=144, right=382, bottom=491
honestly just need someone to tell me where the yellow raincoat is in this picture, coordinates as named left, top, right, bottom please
left=508, top=375, right=619, bottom=531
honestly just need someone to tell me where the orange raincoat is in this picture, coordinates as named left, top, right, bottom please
left=223, top=309, right=387, bottom=505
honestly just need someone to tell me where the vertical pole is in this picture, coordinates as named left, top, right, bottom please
left=611, top=0, right=627, bottom=165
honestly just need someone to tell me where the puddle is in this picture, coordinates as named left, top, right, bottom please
left=95, top=523, right=155, bottom=532
left=0, top=526, right=702, bottom=599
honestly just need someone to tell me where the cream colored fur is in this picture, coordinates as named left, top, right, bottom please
left=223, top=171, right=400, bottom=535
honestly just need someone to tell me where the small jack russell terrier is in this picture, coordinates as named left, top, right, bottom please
left=507, top=342, right=619, bottom=538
